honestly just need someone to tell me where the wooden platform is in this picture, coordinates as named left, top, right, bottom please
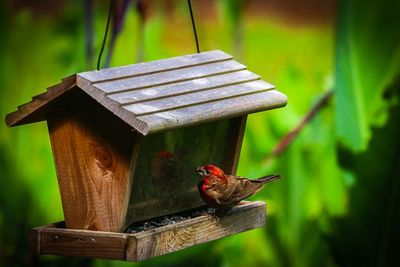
left=29, top=201, right=266, bottom=261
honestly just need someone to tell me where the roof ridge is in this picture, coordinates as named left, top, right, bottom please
left=5, top=50, right=287, bottom=135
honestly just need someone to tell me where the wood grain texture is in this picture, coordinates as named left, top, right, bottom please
left=138, top=90, right=287, bottom=133
left=93, top=60, right=246, bottom=94
left=6, top=75, right=76, bottom=127
left=6, top=50, right=287, bottom=136
left=122, top=80, right=274, bottom=116
left=127, top=201, right=266, bottom=261
left=79, top=50, right=232, bottom=84
left=30, top=201, right=266, bottom=261
left=108, top=70, right=260, bottom=105
left=47, top=91, right=136, bottom=232
left=31, top=222, right=128, bottom=260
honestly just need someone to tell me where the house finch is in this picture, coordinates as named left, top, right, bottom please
left=196, top=164, right=281, bottom=208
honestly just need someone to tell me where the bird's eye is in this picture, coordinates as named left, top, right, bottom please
left=205, top=170, right=210, bottom=174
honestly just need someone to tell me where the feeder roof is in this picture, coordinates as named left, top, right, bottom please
left=6, top=50, right=287, bottom=135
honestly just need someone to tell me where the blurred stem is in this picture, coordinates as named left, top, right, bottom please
left=135, top=0, right=146, bottom=62
left=265, top=90, right=334, bottom=163
left=232, top=2, right=245, bottom=61
left=225, top=0, right=247, bottom=61
left=84, top=0, right=94, bottom=68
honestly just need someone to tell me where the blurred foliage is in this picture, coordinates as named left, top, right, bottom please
left=0, top=0, right=399, bottom=267
left=331, top=0, right=400, bottom=266
left=331, top=88, right=400, bottom=267
left=334, top=0, right=400, bottom=151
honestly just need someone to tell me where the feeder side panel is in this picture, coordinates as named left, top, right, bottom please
left=125, top=117, right=243, bottom=225
left=47, top=91, right=136, bottom=232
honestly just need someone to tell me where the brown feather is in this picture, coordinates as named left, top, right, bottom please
left=254, top=174, right=281, bottom=184
left=196, top=165, right=282, bottom=208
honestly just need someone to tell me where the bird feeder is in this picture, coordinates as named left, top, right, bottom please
left=6, top=50, right=287, bottom=261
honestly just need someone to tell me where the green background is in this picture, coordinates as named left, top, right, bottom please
left=0, top=0, right=399, bottom=266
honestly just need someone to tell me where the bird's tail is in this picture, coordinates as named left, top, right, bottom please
left=255, top=174, right=281, bottom=184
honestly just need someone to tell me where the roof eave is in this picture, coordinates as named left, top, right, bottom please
left=5, top=74, right=77, bottom=127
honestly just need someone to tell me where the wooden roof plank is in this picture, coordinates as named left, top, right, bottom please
left=77, top=81, right=149, bottom=135
left=92, top=60, right=246, bottom=94
left=6, top=50, right=287, bottom=135
left=108, top=70, right=260, bottom=105
left=122, top=80, right=275, bottom=116
left=6, top=75, right=76, bottom=127
left=79, top=50, right=232, bottom=84
left=137, top=90, right=288, bottom=134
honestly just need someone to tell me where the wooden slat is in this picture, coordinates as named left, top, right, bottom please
left=29, top=227, right=42, bottom=255
left=108, top=70, right=260, bottom=105
left=138, top=90, right=288, bottom=134
left=34, top=224, right=128, bottom=260
left=122, top=80, right=274, bottom=116
left=5, top=75, right=76, bottom=127
left=79, top=50, right=232, bottom=83
left=6, top=50, right=288, bottom=136
left=31, top=201, right=266, bottom=261
left=93, top=60, right=246, bottom=94
left=126, top=201, right=266, bottom=261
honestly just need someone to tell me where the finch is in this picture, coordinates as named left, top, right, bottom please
left=196, top=164, right=281, bottom=208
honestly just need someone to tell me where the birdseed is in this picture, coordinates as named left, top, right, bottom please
left=125, top=206, right=214, bottom=234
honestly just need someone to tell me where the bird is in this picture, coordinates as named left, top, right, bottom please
left=196, top=164, right=281, bottom=208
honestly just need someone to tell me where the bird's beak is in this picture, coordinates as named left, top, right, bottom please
left=195, top=167, right=203, bottom=175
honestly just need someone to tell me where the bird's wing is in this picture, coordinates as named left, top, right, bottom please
left=218, top=176, right=263, bottom=205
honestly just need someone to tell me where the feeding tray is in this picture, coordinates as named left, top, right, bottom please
left=6, top=50, right=286, bottom=260
left=30, top=201, right=265, bottom=261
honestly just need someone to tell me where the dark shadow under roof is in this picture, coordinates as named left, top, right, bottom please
left=6, top=50, right=287, bottom=135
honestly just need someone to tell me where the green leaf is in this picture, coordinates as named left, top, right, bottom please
left=334, top=0, right=400, bottom=151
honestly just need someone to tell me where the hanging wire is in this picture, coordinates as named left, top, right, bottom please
left=187, top=0, right=200, bottom=53
left=97, top=0, right=117, bottom=70
left=97, top=0, right=199, bottom=70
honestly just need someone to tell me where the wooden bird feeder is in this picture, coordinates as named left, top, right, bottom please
left=6, top=50, right=287, bottom=261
